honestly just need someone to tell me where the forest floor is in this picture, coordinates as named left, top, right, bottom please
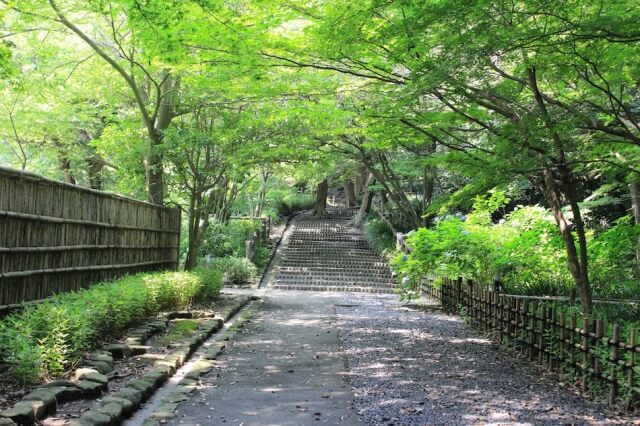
left=161, top=288, right=635, bottom=426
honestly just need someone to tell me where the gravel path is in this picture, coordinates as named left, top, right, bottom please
left=336, top=295, right=635, bottom=426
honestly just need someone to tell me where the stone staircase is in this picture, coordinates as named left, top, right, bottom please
left=271, top=208, right=397, bottom=293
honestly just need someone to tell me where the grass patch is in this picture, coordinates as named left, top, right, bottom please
left=155, top=319, right=200, bottom=347
left=0, top=269, right=223, bottom=385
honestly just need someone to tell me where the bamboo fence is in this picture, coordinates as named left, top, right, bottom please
left=0, top=167, right=181, bottom=311
left=418, top=276, right=640, bottom=410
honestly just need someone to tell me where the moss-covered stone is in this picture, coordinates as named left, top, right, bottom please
left=88, top=354, right=113, bottom=369
left=76, top=380, right=105, bottom=397
left=46, top=385, right=83, bottom=404
left=141, top=370, right=167, bottom=388
left=0, top=400, right=40, bottom=424
left=100, top=396, right=135, bottom=417
left=103, top=344, right=131, bottom=359
left=128, top=345, right=149, bottom=355
left=88, top=360, right=112, bottom=374
left=22, top=389, right=57, bottom=416
left=112, top=388, right=142, bottom=407
left=97, top=403, right=124, bottom=424
left=83, top=372, right=109, bottom=386
left=127, top=379, right=154, bottom=400
left=76, top=411, right=112, bottom=426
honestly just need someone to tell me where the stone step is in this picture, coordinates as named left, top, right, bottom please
left=270, top=211, right=396, bottom=294
left=271, top=284, right=395, bottom=294
left=273, top=278, right=394, bottom=287
left=277, top=265, right=392, bottom=273
left=276, top=271, right=393, bottom=280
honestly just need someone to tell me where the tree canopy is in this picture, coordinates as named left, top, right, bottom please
left=1, top=0, right=639, bottom=313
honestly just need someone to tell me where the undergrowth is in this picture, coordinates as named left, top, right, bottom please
left=0, top=269, right=223, bottom=385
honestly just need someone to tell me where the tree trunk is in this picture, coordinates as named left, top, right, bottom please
left=53, top=139, right=75, bottom=184
left=86, top=158, right=103, bottom=190
left=344, top=180, right=357, bottom=207
left=528, top=66, right=592, bottom=313
left=538, top=162, right=593, bottom=314
left=355, top=173, right=374, bottom=226
left=354, top=168, right=370, bottom=200
left=255, top=171, right=270, bottom=217
left=630, top=179, right=640, bottom=277
left=311, top=179, right=329, bottom=217
left=422, top=165, right=435, bottom=227
left=184, top=192, right=201, bottom=271
left=146, top=143, right=164, bottom=205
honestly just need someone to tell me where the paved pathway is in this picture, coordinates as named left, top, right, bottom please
left=166, top=291, right=361, bottom=426
left=159, top=211, right=633, bottom=425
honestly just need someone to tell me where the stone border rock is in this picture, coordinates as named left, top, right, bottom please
left=140, top=303, right=262, bottom=426
left=0, top=296, right=253, bottom=426
left=67, top=295, right=253, bottom=426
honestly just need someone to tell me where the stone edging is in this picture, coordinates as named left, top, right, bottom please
left=0, top=296, right=253, bottom=426
left=140, top=302, right=262, bottom=426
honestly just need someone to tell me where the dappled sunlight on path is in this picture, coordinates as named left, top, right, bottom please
left=336, top=295, right=631, bottom=425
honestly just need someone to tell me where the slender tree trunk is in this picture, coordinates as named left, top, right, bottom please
left=86, top=158, right=103, bottom=190
left=538, top=162, right=592, bottom=314
left=311, top=179, right=329, bottom=217
left=255, top=171, right=270, bottom=217
left=422, top=165, right=434, bottom=227
left=355, top=173, right=374, bottom=226
left=528, top=66, right=592, bottom=313
left=344, top=180, right=357, bottom=207
left=146, top=140, right=164, bottom=205
left=630, top=179, right=640, bottom=277
left=184, top=192, right=201, bottom=271
left=52, top=139, right=75, bottom=184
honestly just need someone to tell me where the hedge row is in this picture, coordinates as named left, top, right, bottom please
left=0, top=269, right=223, bottom=384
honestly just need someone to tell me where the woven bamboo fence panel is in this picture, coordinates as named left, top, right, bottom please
left=0, top=167, right=181, bottom=310
left=418, top=276, right=639, bottom=410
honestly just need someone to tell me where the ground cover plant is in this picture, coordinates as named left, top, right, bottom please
left=392, top=191, right=640, bottom=319
left=0, top=269, right=223, bottom=385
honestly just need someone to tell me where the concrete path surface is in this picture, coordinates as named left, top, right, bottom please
left=165, top=291, right=361, bottom=426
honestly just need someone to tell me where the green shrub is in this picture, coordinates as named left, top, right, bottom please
left=209, top=256, right=257, bottom=285
left=0, top=269, right=221, bottom=384
left=275, top=193, right=314, bottom=217
left=392, top=192, right=572, bottom=297
left=253, top=245, right=271, bottom=269
left=194, top=267, right=224, bottom=300
left=363, top=218, right=396, bottom=255
left=201, top=220, right=261, bottom=258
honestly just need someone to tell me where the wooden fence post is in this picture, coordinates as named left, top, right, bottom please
left=609, top=323, right=620, bottom=406
left=582, top=317, right=590, bottom=392
left=627, top=328, right=637, bottom=410
left=594, top=319, right=603, bottom=393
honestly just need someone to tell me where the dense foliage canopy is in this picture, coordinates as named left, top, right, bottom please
left=1, top=0, right=639, bottom=314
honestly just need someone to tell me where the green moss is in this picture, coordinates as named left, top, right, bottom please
left=154, top=320, right=200, bottom=347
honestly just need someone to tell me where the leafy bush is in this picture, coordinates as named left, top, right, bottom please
left=194, top=268, right=225, bottom=301
left=588, top=217, right=640, bottom=298
left=0, top=269, right=222, bottom=384
left=363, top=218, right=396, bottom=255
left=253, top=245, right=271, bottom=269
left=275, top=192, right=314, bottom=217
left=393, top=189, right=640, bottom=301
left=208, top=257, right=257, bottom=285
left=201, top=220, right=261, bottom=258
left=393, top=191, right=571, bottom=296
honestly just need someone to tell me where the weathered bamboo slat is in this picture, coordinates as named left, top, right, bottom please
left=0, top=245, right=180, bottom=253
left=0, top=166, right=181, bottom=306
left=0, top=210, right=179, bottom=233
left=0, top=259, right=175, bottom=279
